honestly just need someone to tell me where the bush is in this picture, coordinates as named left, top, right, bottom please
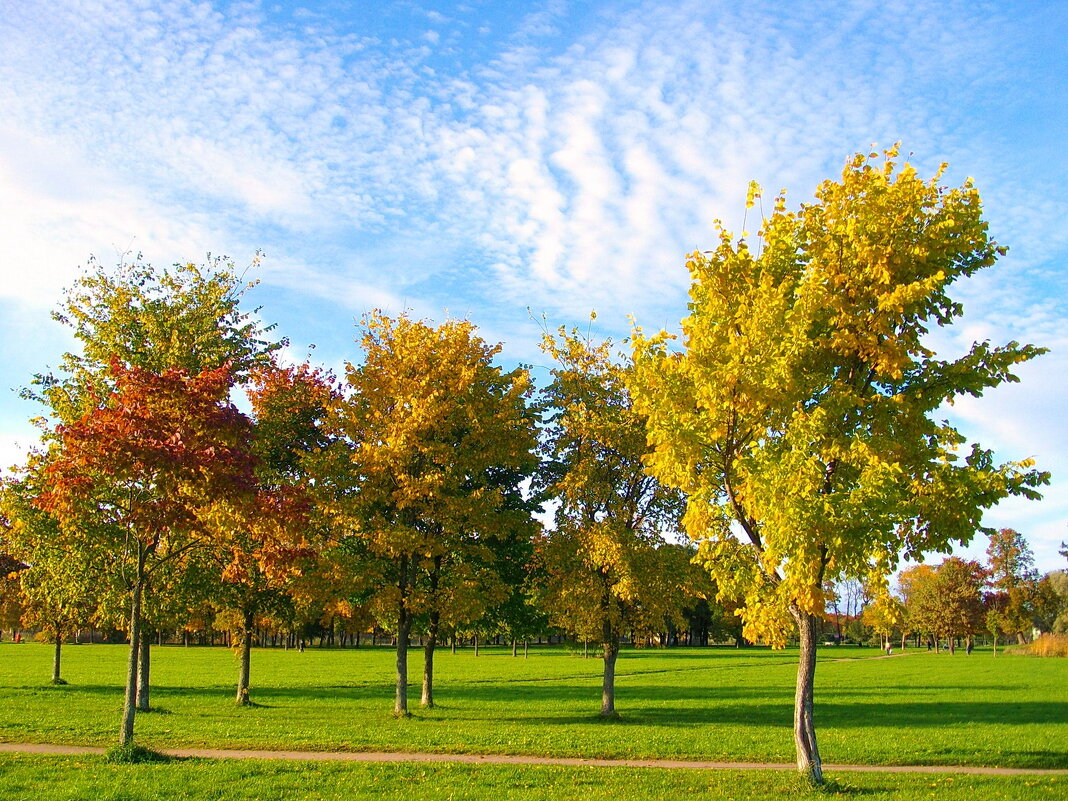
left=1028, top=633, right=1068, bottom=657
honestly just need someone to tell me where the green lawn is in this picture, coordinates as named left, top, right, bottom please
left=0, top=754, right=1064, bottom=801
left=2, top=640, right=1066, bottom=801
left=2, top=641, right=1065, bottom=770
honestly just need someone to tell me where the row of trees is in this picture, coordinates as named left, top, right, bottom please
left=0, top=149, right=1050, bottom=784
left=0, top=258, right=722, bottom=738
left=825, top=528, right=1068, bottom=652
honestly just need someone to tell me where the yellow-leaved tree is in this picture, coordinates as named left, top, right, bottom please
left=322, top=312, right=538, bottom=715
left=630, top=148, right=1048, bottom=783
left=535, top=327, right=688, bottom=716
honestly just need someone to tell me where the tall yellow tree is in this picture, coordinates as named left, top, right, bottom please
left=323, top=312, right=538, bottom=715
left=631, top=148, right=1048, bottom=783
left=535, top=327, right=686, bottom=717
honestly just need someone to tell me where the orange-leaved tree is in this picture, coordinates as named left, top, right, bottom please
left=211, top=360, right=336, bottom=706
left=322, top=312, right=538, bottom=715
left=17, top=254, right=281, bottom=715
left=36, top=361, right=254, bottom=746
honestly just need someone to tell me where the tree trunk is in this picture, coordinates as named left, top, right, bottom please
left=51, top=633, right=64, bottom=684
left=236, top=608, right=254, bottom=706
left=474, top=634, right=479, bottom=657
left=601, top=621, right=620, bottom=717
left=120, top=566, right=145, bottom=746
left=511, top=637, right=517, bottom=657
left=422, top=611, right=439, bottom=708
left=791, top=607, right=824, bottom=785
left=136, top=634, right=151, bottom=710
left=395, top=554, right=411, bottom=717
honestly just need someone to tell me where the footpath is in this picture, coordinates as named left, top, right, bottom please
left=2, top=742, right=1066, bottom=776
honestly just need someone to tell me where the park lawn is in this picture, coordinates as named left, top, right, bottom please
left=0, top=642, right=1065, bottom=769
left=0, top=753, right=1064, bottom=801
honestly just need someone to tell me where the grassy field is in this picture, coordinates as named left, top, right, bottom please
left=0, top=753, right=1063, bottom=801
left=1, top=641, right=1065, bottom=798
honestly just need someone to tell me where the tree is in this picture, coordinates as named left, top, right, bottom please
left=1033, top=571, right=1068, bottom=634
left=985, top=528, right=1038, bottom=644
left=2, top=479, right=99, bottom=683
left=216, top=360, right=334, bottom=706
left=322, top=312, right=538, bottom=715
left=898, top=563, right=937, bottom=648
left=0, top=538, right=27, bottom=641
left=534, top=327, right=686, bottom=716
left=862, top=574, right=905, bottom=650
left=910, top=558, right=986, bottom=652
left=35, top=361, right=254, bottom=745
left=19, top=254, right=280, bottom=714
left=630, top=149, right=1048, bottom=783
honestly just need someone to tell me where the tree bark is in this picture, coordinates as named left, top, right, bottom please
left=236, top=608, right=254, bottom=705
left=422, top=611, right=439, bottom=708
left=791, top=607, right=824, bottom=785
left=136, top=634, right=151, bottom=711
left=120, top=565, right=145, bottom=746
left=395, top=554, right=411, bottom=717
left=422, top=555, right=441, bottom=708
left=51, top=633, right=64, bottom=684
left=601, top=621, right=620, bottom=717
left=511, top=637, right=517, bottom=657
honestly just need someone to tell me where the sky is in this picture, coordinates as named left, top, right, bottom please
left=1, top=0, right=1066, bottom=573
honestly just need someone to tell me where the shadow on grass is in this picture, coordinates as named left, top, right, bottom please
left=19, top=678, right=1068, bottom=730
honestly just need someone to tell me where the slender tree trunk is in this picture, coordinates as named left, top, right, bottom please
left=422, top=611, right=439, bottom=708
left=395, top=554, right=411, bottom=717
left=791, top=607, right=824, bottom=785
left=136, top=634, right=151, bottom=710
left=120, top=567, right=145, bottom=746
left=236, top=608, right=254, bottom=705
left=51, top=632, right=64, bottom=684
left=422, top=555, right=441, bottom=708
left=511, top=637, right=517, bottom=657
left=992, top=634, right=998, bottom=657
left=474, top=634, right=479, bottom=657
left=601, top=621, right=620, bottom=717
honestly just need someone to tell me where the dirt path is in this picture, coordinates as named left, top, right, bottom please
left=2, top=742, right=1065, bottom=776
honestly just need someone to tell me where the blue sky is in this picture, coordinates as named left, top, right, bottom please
left=1, top=0, right=1065, bottom=572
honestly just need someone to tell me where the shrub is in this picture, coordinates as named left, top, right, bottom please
left=1028, top=633, right=1068, bottom=657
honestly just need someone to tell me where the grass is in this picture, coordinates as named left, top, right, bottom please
left=0, top=753, right=1064, bottom=801
left=1, top=641, right=1065, bottom=773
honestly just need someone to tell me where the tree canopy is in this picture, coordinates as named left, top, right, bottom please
left=630, top=148, right=1048, bottom=783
